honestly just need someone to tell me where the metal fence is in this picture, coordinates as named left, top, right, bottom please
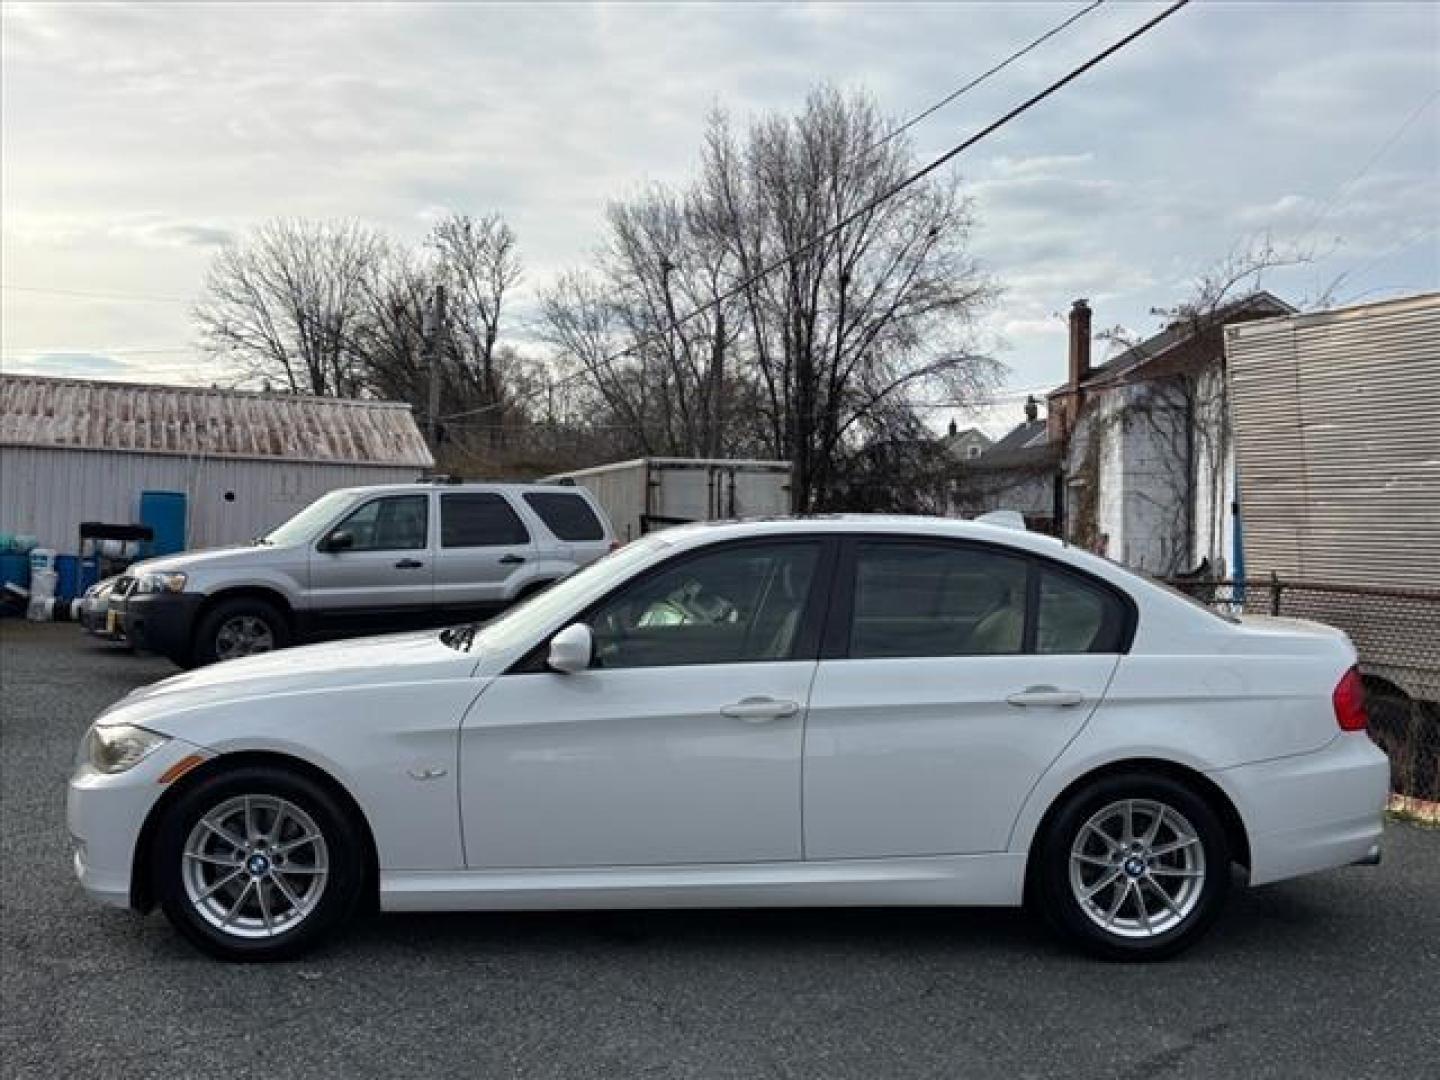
left=1167, top=576, right=1440, bottom=801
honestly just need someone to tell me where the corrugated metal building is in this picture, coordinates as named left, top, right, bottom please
left=0, top=375, right=434, bottom=551
left=1226, top=292, right=1440, bottom=590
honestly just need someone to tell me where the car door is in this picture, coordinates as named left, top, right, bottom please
left=307, top=492, right=435, bottom=623
left=803, top=538, right=1125, bottom=860
left=459, top=538, right=832, bottom=869
left=433, top=492, right=536, bottom=617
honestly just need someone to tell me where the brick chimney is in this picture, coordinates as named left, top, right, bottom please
left=1024, top=395, right=1039, bottom=423
left=1048, top=299, right=1092, bottom=444
left=1068, top=299, right=1092, bottom=389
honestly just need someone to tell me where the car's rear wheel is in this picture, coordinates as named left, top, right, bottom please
left=190, top=598, right=290, bottom=667
left=153, top=765, right=365, bottom=961
left=1034, top=773, right=1231, bottom=961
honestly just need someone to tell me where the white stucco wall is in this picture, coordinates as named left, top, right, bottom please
left=1189, top=367, right=1234, bottom=576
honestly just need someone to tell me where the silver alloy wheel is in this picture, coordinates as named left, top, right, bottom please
left=181, top=795, right=329, bottom=939
left=214, top=616, right=275, bottom=660
left=1068, top=798, right=1206, bottom=940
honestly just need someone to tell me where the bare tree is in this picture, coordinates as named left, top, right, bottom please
left=541, top=87, right=999, bottom=508
left=430, top=213, right=522, bottom=441
left=350, top=244, right=430, bottom=406
left=193, top=219, right=386, bottom=396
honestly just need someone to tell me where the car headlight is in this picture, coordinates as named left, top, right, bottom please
left=134, top=571, right=187, bottom=595
left=81, top=724, right=170, bottom=775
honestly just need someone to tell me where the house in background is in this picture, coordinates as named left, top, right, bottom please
left=942, top=420, right=992, bottom=462
left=948, top=396, right=1061, bottom=533
left=1046, top=292, right=1294, bottom=576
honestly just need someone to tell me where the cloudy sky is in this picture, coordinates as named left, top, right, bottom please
left=2, top=0, right=1437, bottom=434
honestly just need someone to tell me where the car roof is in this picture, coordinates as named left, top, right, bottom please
left=330, top=481, right=596, bottom=497
left=654, top=514, right=1069, bottom=554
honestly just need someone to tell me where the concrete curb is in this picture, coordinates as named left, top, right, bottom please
left=1388, top=794, right=1440, bottom=826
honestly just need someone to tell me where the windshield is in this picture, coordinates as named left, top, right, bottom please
left=259, top=490, right=359, bottom=547
left=441, top=535, right=672, bottom=654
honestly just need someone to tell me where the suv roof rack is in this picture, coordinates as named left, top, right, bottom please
left=415, top=474, right=464, bottom=485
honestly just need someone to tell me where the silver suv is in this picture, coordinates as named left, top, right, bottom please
left=112, top=481, right=615, bottom=667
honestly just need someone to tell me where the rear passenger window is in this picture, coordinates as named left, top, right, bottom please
left=1037, top=569, right=1125, bottom=653
left=441, top=494, right=530, bottom=548
left=523, top=492, right=605, bottom=542
left=849, top=542, right=1029, bottom=658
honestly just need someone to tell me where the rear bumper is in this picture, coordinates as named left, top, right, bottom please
left=1212, top=733, right=1390, bottom=886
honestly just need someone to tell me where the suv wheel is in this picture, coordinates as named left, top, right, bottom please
left=1034, top=772, right=1231, bottom=961
left=191, top=598, right=290, bottom=666
left=153, top=765, right=366, bottom=961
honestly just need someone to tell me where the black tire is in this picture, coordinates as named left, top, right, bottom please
left=153, top=764, right=366, bottom=962
left=1033, top=772, right=1231, bottom=961
left=190, top=597, right=290, bottom=667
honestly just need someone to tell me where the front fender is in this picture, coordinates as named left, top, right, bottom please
left=124, top=677, right=488, bottom=872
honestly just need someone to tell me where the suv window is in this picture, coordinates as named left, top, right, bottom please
left=590, top=542, right=820, bottom=669
left=523, top=491, right=605, bottom=542
left=1037, top=567, right=1126, bottom=653
left=331, top=495, right=428, bottom=552
left=849, top=541, right=1029, bottom=658
left=442, top=493, right=530, bottom=548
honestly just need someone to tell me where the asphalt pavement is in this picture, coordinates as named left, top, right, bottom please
left=2, top=620, right=1437, bottom=1080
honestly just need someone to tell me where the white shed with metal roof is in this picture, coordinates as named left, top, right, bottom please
left=0, top=375, right=434, bottom=551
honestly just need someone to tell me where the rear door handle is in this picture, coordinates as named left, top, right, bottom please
left=1006, top=686, right=1085, bottom=708
left=394, top=558, right=425, bottom=570
left=499, top=554, right=526, bottom=565
left=720, top=697, right=800, bottom=723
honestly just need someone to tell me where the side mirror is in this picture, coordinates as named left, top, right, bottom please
left=547, top=623, right=593, bottom=674
left=320, top=530, right=354, bottom=553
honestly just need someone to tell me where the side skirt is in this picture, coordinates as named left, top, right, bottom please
left=380, top=853, right=1027, bottom=913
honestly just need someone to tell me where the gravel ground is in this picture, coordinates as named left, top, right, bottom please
left=3, top=620, right=1437, bottom=1080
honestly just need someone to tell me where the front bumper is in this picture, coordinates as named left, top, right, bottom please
left=67, top=736, right=212, bottom=909
left=1213, top=732, right=1391, bottom=886
left=78, top=599, right=118, bottom=637
left=117, top=591, right=206, bottom=659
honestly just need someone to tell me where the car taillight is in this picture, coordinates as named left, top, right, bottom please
left=1333, top=666, right=1368, bottom=732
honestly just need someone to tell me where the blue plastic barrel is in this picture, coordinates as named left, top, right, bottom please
left=54, top=555, right=81, bottom=600
left=139, top=491, right=187, bottom=556
left=0, top=554, right=28, bottom=593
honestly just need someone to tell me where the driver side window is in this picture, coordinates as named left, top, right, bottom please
left=330, top=495, right=428, bottom=552
left=590, top=542, right=820, bottom=669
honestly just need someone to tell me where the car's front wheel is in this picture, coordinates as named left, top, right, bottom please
left=1034, top=772, right=1231, bottom=961
left=188, top=597, right=290, bottom=667
left=153, top=765, right=366, bottom=961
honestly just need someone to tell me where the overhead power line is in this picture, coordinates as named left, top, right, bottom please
left=1294, top=85, right=1440, bottom=251
left=443, top=0, right=1191, bottom=422
left=875, top=0, right=1107, bottom=151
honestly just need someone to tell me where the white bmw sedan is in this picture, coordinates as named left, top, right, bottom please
left=68, top=516, right=1389, bottom=962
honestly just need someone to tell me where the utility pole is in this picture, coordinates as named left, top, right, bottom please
left=424, top=284, right=447, bottom=447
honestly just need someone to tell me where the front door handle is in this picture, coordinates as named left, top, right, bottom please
left=720, top=697, right=800, bottom=723
left=499, top=554, right=526, bottom=565
left=394, top=558, right=425, bottom=570
left=1007, top=686, right=1085, bottom=708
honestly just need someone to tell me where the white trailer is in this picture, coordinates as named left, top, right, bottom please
left=1226, top=292, right=1440, bottom=705
left=542, top=457, right=791, bottom=542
